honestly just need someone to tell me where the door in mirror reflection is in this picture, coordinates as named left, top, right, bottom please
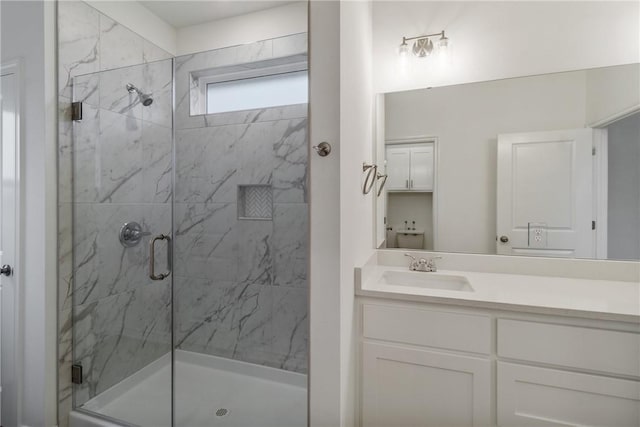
left=496, top=129, right=594, bottom=258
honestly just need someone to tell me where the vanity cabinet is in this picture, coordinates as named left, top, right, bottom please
left=360, top=304, right=492, bottom=427
left=358, top=300, right=640, bottom=427
left=385, top=144, right=434, bottom=191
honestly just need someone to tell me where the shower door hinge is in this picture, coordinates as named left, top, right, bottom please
left=71, top=364, right=83, bottom=384
left=71, top=102, right=83, bottom=121
left=592, top=220, right=596, bottom=230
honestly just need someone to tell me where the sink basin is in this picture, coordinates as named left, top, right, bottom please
left=379, top=270, right=473, bottom=292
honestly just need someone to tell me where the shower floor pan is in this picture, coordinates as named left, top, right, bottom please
left=74, top=350, right=307, bottom=427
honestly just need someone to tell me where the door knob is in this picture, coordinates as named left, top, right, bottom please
left=312, top=142, right=331, bottom=157
left=499, top=235, right=509, bottom=243
left=1, top=265, right=12, bottom=276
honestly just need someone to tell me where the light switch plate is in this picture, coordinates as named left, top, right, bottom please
left=528, top=222, right=547, bottom=248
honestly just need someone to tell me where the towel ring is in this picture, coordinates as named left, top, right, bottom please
left=376, top=172, right=388, bottom=197
left=362, top=163, right=377, bottom=195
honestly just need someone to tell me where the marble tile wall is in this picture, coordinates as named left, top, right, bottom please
left=57, top=1, right=172, bottom=425
left=173, top=35, right=309, bottom=373
left=58, top=0, right=309, bottom=423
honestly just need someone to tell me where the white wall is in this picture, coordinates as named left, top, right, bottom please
left=85, top=0, right=177, bottom=55
left=339, top=1, right=374, bottom=426
left=177, top=2, right=307, bottom=55
left=0, top=1, right=57, bottom=425
left=385, top=71, right=588, bottom=254
left=309, top=1, right=341, bottom=426
left=607, top=113, right=640, bottom=260
left=586, top=63, right=640, bottom=126
left=310, top=1, right=376, bottom=426
left=373, top=1, right=640, bottom=93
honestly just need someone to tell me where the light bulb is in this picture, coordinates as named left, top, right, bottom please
left=398, top=41, right=409, bottom=76
left=438, top=34, right=449, bottom=52
left=398, top=42, right=409, bottom=57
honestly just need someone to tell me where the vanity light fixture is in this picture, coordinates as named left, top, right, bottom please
left=399, top=31, right=449, bottom=58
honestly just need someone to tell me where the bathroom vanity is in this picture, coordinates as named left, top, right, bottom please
left=355, top=251, right=640, bottom=427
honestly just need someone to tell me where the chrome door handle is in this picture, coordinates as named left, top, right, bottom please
left=0, top=265, right=12, bottom=276
left=149, top=234, right=171, bottom=280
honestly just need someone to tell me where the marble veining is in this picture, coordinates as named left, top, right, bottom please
left=58, top=3, right=309, bottom=421
left=58, top=0, right=174, bottom=417
left=172, top=114, right=309, bottom=372
left=99, top=15, right=144, bottom=71
left=173, top=42, right=309, bottom=373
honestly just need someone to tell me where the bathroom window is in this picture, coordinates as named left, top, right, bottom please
left=206, top=70, right=308, bottom=114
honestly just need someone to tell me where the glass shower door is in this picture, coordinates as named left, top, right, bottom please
left=70, top=58, right=174, bottom=426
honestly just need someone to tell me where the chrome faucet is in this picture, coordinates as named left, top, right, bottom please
left=404, top=253, right=442, bottom=272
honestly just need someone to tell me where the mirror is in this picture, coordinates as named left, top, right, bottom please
left=374, top=63, right=640, bottom=260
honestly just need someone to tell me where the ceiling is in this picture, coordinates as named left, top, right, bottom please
left=139, top=1, right=296, bottom=29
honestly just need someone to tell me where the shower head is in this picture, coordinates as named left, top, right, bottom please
left=140, top=93, right=153, bottom=107
left=126, top=83, right=153, bottom=106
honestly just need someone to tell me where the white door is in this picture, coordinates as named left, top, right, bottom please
left=1, top=62, right=21, bottom=427
left=362, top=342, right=491, bottom=427
left=496, top=129, right=594, bottom=258
left=386, top=147, right=410, bottom=190
left=410, top=144, right=434, bottom=190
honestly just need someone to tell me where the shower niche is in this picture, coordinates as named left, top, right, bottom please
left=238, top=185, right=273, bottom=220
left=58, top=1, right=309, bottom=426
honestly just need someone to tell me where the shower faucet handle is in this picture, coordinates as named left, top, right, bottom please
left=119, top=222, right=151, bottom=247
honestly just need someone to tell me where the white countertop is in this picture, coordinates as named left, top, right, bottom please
left=356, top=264, right=640, bottom=322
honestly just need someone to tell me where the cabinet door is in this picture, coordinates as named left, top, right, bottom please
left=410, top=145, right=434, bottom=190
left=497, top=362, right=640, bottom=427
left=362, top=342, right=491, bottom=427
left=386, top=147, right=411, bottom=190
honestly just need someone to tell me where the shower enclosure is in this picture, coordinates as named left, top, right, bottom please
left=59, top=3, right=309, bottom=423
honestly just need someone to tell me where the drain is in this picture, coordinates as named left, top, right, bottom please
left=216, top=408, right=229, bottom=417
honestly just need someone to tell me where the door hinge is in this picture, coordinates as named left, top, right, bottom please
left=71, top=364, right=83, bottom=384
left=592, top=220, right=596, bottom=230
left=592, top=147, right=596, bottom=156
left=71, top=101, right=83, bottom=121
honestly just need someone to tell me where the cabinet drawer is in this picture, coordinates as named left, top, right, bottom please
left=497, top=362, right=640, bottom=427
left=497, top=319, right=640, bottom=377
left=363, top=304, right=491, bottom=354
